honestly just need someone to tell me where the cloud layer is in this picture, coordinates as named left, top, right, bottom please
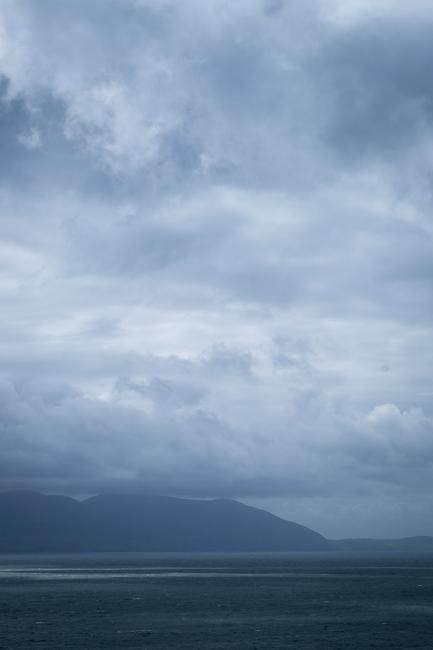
left=1, top=0, right=433, bottom=536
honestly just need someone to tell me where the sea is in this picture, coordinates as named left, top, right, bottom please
left=1, top=552, right=433, bottom=649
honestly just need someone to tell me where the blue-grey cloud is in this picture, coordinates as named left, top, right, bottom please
left=0, top=0, right=433, bottom=536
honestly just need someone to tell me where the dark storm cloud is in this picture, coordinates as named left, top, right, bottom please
left=1, top=0, right=433, bottom=535
left=317, top=21, right=433, bottom=164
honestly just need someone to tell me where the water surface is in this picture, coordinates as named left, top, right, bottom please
left=1, top=552, right=433, bottom=648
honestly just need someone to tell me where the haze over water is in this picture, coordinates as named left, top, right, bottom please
left=2, top=552, right=433, bottom=649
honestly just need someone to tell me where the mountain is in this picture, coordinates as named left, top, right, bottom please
left=0, top=491, right=333, bottom=553
left=3, top=491, right=432, bottom=554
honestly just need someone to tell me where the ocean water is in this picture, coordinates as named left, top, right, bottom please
left=1, top=552, right=433, bottom=649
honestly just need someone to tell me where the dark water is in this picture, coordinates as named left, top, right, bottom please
left=1, top=552, right=433, bottom=649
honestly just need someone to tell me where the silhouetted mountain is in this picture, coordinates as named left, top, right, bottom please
left=333, top=537, right=433, bottom=553
left=0, top=491, right=333, bottom=552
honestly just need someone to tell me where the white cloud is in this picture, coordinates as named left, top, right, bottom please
left=17, top=126, right=41, bottom=149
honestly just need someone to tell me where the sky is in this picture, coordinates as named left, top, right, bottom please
left=1, top=0, right=433, bottom=538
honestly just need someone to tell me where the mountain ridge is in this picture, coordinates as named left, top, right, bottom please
left=2, top=491, right=433, bottom=553
left=0, top=490, right=333, bottom=553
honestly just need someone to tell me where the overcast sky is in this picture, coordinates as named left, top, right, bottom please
left=1, top=0, right=433, bottom=537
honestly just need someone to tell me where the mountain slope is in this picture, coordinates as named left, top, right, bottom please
left=0, top=491, right=333, bottom=552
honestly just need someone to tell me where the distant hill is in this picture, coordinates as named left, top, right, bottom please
left=333, top=537, right=433, bottom=553
left=0, top=491, right=333, bottom=553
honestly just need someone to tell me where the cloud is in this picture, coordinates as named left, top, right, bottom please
left=1, top=367, right=433, bottom=504
left=17, top=126, right=41, bottom=150
left=0, top=0, right=433, bottom=535
left=322, top=0, right=433, bottom=27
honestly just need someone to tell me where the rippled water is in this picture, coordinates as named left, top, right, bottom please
left=1, top=552, right=433, bottom=648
